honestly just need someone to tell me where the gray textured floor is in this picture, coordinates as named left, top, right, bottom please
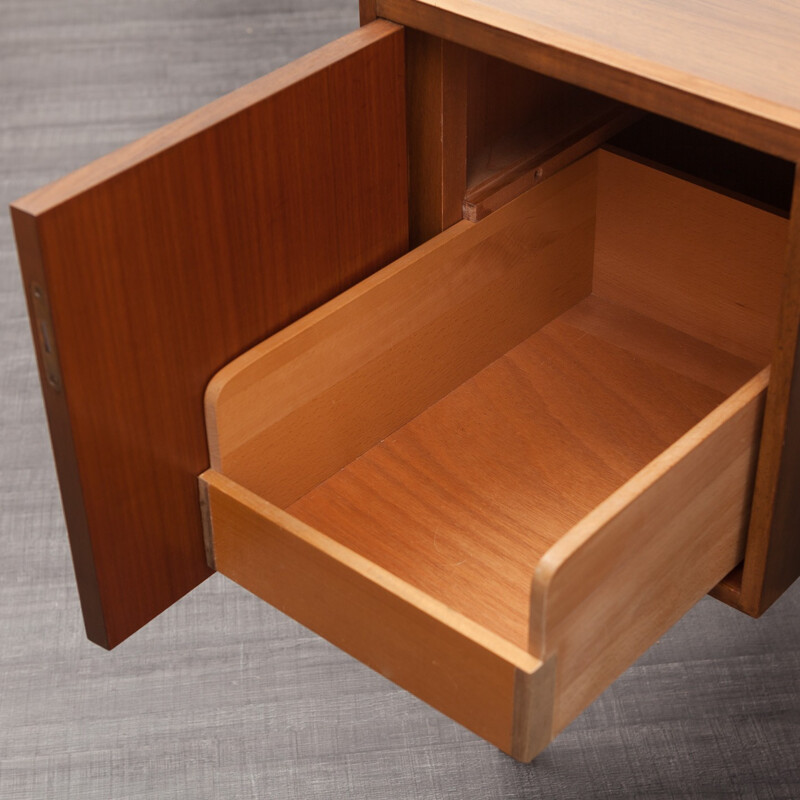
left=1, top=2, right=799, bottom=798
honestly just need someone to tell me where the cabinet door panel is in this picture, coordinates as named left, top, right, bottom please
left=10, top=20, right=408, bottom=648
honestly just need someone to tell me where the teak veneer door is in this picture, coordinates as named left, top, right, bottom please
left=10, top=21, right=408, bottom=648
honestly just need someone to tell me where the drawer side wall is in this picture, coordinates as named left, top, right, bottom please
left=531, top=371, right=768, bottom=734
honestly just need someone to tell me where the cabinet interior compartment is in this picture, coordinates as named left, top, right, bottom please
left=454, top=49, right=796, bottom=226
left=605, top=114, right=795, bottom=217
left=201, top=148, right=788, bottom=759
left=460, top=49, right=639, bottom=222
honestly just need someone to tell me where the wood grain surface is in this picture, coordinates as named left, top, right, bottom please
left=464, top=104, right=639, bottom=222
left=532, top=370, right=768, bottom=733
left=604, top=115, right=795, bottom=217
left=205, top=342, right=766, bottom=762
left=463, top=52, right=637, bottom=221
left=408, top=0, right=800, bottom=117
left=287, top=295, right=759, bottom=648
left=592, top=153, right=798, bottom=616
left=360, top=0, right=377, bottom=24
left=405, top=30, right=467, bottom=246
left=741, top=169, right=800, bottom=615
left=467, top=49, right=593, bottom=187
left=206, top=156, right=596, bottom=507
left=10, top=20, right=408, bottom=648
left=203, top=469, right=550, bottom=760
left=378, top=0, right=800, bottom=160
left=593, top=150, right=788, bottom=365
left=3, top=2, right=800, bottom=796
left=210, top=150, right=781, bottom=652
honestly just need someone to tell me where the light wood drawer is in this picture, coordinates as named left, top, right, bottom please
left=200, top=150, right=787, bottom=760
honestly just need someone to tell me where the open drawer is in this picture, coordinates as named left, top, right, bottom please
left=200, top=150, right=788, bottom=760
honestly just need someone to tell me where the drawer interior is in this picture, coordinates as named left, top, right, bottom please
left=286, top=293, right=758, bottom=647
left=202, top=148, right=788, bottom=757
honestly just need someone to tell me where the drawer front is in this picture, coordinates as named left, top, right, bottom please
left=202, top=470, right=553, bottom=762
left=10, top=21, right=408, bottom=648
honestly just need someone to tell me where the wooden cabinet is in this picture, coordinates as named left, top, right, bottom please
left=10, top=1, right=800, bottom=761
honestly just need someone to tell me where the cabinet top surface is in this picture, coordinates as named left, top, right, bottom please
left=413, top=0, right=800, bottom=130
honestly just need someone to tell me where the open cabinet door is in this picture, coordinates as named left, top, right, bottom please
left=10, top=21, right=408, bottom=649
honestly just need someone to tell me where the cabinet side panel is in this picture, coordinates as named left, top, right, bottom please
left=9, top=22, right=408, bottom=648
left=744, top=168, right=800, bottom=614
